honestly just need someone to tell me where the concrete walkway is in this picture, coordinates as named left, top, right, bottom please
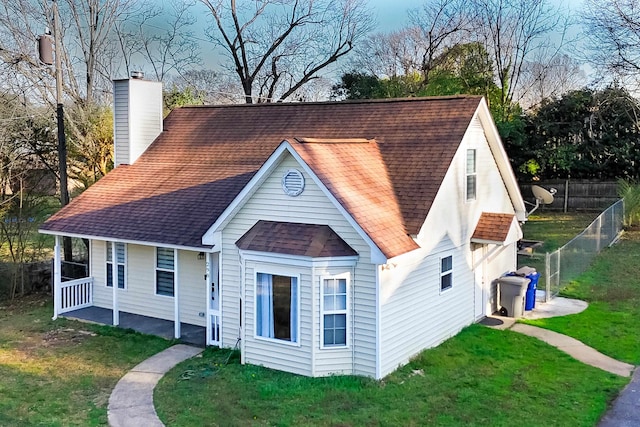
left=484, top=296, right=638, bottom=426
left=485, top=298, right=634, bottom=377
left=108, top=344, right=203, bottom=427
left=510, top=323, right=634, bottom=377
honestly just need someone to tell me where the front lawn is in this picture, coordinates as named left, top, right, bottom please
left=155, top=326, right=626, bottom=426
left=522, top=229, right=640, bottom=365
left=0, top=296, right=171, bottom=426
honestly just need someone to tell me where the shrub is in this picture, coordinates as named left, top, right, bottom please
left=618, top=179, right=640, bottom=227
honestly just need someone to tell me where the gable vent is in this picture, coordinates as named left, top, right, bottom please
left=282, top=169, right=305, bottom=197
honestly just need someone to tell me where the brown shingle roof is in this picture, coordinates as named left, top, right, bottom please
left=40, top=96, right=482, bottom=255
left=288, top=138, right=419, bottom=257
left=236, top=221, right=358, bottom=257
left=471, top=213, right=515, bottom=244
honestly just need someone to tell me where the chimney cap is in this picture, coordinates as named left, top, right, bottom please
left=130, top=71, right=144, bottom=79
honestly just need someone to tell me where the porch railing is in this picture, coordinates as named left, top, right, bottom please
left=59, top=277, right=93, bottom=314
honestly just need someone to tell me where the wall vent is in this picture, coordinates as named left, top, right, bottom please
left=282, top=169, right=305, bottom=197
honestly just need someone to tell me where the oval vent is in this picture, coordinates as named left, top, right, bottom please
left=282, top=169, right=305, bottom=197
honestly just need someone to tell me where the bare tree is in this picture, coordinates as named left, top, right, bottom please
left=351, top=29, right=422, bottom=79
left=519, top=52, right=584, bottom=109
left=113, top=0, right=201, bottom=82
left=407, top=0, right=471, bottom=85
left=470, top=0, right=570, bottom=118
left=581, top=0, right=640, bottom=87
left=199, top=0, right=373, bottom=103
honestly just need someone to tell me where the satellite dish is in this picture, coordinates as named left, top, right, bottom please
left=532, top=185, right=556, bottom=205
left=526, top=185, right=557, bottom=216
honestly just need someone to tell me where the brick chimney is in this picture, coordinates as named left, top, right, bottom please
left=113, top=72, right=163, bottom=166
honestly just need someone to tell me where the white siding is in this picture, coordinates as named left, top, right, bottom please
left=379, top=116, right=520, bottom=377
left=113, top=79, right=162, bottom=166
left=90, top=240, right=206, bottom=326
left=177, top=250, right=207, bottom=327
left=220, top=154, right=378, bottom=377
left=113, top=81, right=130, bottom=167
left=90, top=239, right=111, bottom=309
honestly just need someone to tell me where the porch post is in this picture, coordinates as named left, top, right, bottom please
left=52, top=235, right=62, bottom=320
left=206, top=252, right=212, bottom=345
left=112, top=242, right=119, bottom=326
left=174, top=248, right=180, bottom=339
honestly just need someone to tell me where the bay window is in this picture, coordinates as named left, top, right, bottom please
left=256, top=273, right=299, bottom=344
left=322, top=276, right=348, bottom=348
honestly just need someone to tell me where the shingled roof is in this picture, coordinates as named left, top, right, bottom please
left=40, top=96, right=482, bottom=255
left=236, top=221, right=358, bottom=258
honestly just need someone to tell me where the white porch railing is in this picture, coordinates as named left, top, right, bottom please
left=59, top=277, right=93, bottom=314
left=209, top=310, right=221, bottom=346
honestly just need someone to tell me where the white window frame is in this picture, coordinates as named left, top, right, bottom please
left=466, top=148, right=477, bottom=201
left=440, top=254, right=453, bottom=293
left=253, top=266, right=301, bottom=347
left=320, top=273, right=350, bottom=349
left=106, top=241, right=126, bottom=289
left=155, top=247, right=176, bottom=297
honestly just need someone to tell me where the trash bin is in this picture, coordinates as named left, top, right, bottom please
left=497, top=276, right=530, bottom=318
left=514, top=266, right=539, bottom=311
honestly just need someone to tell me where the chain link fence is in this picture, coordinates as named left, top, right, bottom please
left=544, top=199, right=625, bottom=300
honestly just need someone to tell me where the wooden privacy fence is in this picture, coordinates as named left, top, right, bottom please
left=520, top=180, right=619, bottom=212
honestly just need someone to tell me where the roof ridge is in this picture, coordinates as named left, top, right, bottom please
left=175, top=95, right=482, bottom=110
left=294, top=137, right=374, bottom=144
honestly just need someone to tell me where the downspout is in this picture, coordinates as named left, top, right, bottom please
left=352, top=264, right=356, bottom=376
left=239, top=254, right=245, bottom=364
left=375, top=264, right=381, bottom=379
left=112, top=242, right=119, bottom=326
left=311, top=265, right=316, bottom=376
left=174, top=248, right=180, bottom=339
left=52, top=235, right=61, bottom=320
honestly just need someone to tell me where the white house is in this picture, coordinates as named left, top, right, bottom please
left=40, top=77, right=526, bottom=379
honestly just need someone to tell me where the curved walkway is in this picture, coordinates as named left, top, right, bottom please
left=485, top=296, right=638, bottom=426
left=485, top=297, right=634, bottom=377
left=108, top=344, right=203, bottom=427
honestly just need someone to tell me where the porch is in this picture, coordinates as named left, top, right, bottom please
left=63, top=306, right=206, bottom=347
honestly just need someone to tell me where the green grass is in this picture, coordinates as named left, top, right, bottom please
left=156, top=326, right=626, bottom=426
left=518, top=211, right=600, bottom=281
left=0, top=295, right=172, bottom=426
left=522, top=229, right=640, bottom=365
left=522, top=212, right=599, bottom=253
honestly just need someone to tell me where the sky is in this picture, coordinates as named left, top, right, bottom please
left=369, top=0, right=585, bottom=32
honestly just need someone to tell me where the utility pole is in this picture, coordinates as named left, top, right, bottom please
left=53, top=0, right=69, bottom=210
left=39, top=0, right=72, bottom=262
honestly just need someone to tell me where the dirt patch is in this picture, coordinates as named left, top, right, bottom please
left=42, top=328, right=97, bottom=348
left=0, top=292, right=50, bottom=314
